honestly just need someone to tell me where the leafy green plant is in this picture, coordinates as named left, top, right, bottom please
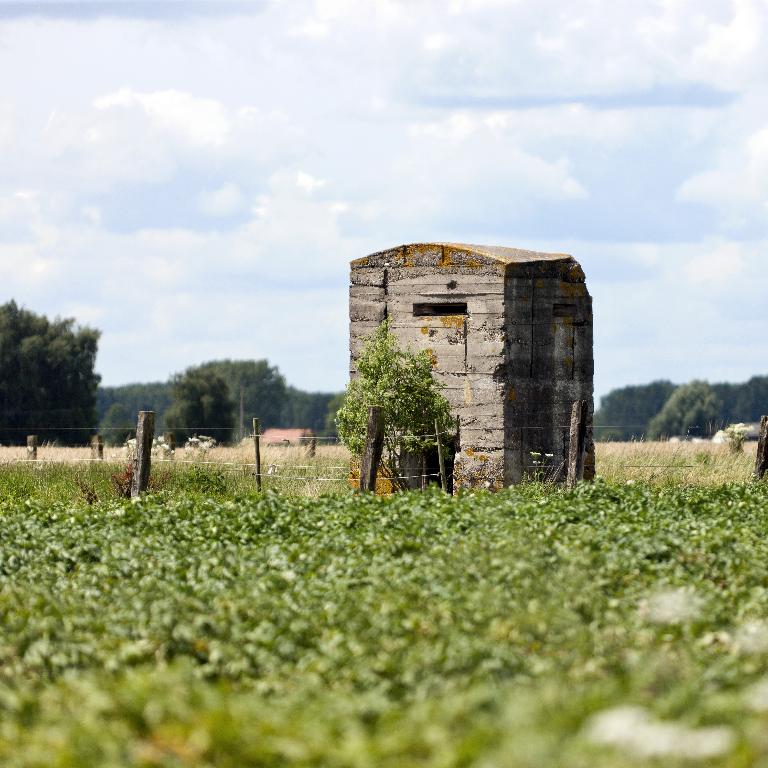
left=0, top=483, right=767, bottom=764
left=181, top=465, right=228, bottom=495
left=336, top=320, right=454, bottom=490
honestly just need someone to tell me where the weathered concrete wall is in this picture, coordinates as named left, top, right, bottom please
left=349, top=243, right=594, bottom=491
left=503, top=260, right=594, bottom=483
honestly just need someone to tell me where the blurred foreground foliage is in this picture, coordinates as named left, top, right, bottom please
left=1, top=482, right=768, bottom=765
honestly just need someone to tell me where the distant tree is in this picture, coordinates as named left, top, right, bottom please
left=323, top=393, right=345, bottom=437
left=713, top=375, right=768, bottom=425
left=197, top=360, right=288, bottom=436
left=282, top=387, right=341, bottom=435
left=593, top=380, right=676, bottom=441
left=99, top=403, right=133, bottom=446
left=647, top=381, right=722, bottom=439
left=0, top=301, right=100, bottom=445
left=336, top=320, right=453, bottom=489
left=97, top=382, right=173, bottom=433
left=164, top=367, right=235, bottom=443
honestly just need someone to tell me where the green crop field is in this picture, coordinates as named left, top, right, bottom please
left=1, top=477, right=768, bottom=766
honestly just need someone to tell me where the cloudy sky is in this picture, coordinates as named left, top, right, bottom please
left=0, top=0, right=766, bottom=401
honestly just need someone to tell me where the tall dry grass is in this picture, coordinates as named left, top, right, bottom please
left=0, top=440, right=756, bottom=488
left=596, top=440, right=757, bottom=486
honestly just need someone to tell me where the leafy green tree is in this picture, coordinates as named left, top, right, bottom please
left=164, top=367, right=235, bottom=443
left=0, top=301, right=100, bottom=445
left=323, top=393, right=345, bottom=437
left=97, top=382, right=173, bottom=433
left=197, top=360, right=288, bottom=436
left=713, top=375, right=768, bottom=424
left=647, top=381, right=722, bottom=439
left=336, top=320, right=454, bottom=489
left=99, top=403, right=133, bottom=446
left=593, top=380, right=676, bottom=441
left=282, top=387, right=342, bottom=435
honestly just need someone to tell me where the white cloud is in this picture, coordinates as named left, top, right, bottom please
left=422, top=33, right=453, bottom=52
left=684, top=240, right=747, bottom=283
left=198, top=183, right=244, bottom=217
left=694, top=0, right=762, bottom=72
left=94, top=88, right=231, bottom=148
left=295, top=171, right=327, bottom=193
left=678, top=124, right=768, bottom=221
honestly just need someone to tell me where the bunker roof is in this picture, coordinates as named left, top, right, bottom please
left=353, top=242, right=573, bottom=267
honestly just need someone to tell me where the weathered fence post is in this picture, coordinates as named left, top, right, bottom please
left=90, top=434, right=104, bottom=461
left=567, top=400, right=588, bottom=489
left=130, top=411, right=155, bottom=499
left=26, top=435, right=38, bottom=462
left=755, top=415, right=768, bottom=481
left=306, top=437, right=316, bottom=458
left=252, top=418, right=262, bottom=491
left=164, top=432, right=176, bottom=460
left=359, top=406, right=384, bottom=492
left=435, top=419, right=448, bottom=492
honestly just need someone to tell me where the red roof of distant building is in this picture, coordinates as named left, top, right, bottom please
left=261, top=428, right=314, bottom=445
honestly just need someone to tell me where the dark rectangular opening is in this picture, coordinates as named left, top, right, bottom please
left=553, top=303, right=576, bottom=317
left=413, top=302, right=468, bottom=316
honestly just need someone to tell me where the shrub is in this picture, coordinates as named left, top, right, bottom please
left=336, top=320, right=454, bottom=489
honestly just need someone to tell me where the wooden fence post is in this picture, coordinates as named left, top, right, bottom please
left=359, top=406, right=384, bottom=492
left=130, top=411, right=154, bottom=499
left=306, top=436, right=317, bottom=458
left=567, top=400, right=588, bottom=489
left=90, top=434, right=104, bottom=461
left=164, top=432, right=176, bottom=460
left=253, top=418, right=262, bottom=491
left=755, top=415, right=768, bottom=481
left=435, top=419, right=448, bottom=492
left=26, top=435, right=37, bottom=462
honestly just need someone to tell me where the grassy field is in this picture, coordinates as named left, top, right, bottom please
left=0, top=483, right=766, bottom=765
left=0, top=440, right=760, bottom=503
left=0, top=443, right=765, bottom=765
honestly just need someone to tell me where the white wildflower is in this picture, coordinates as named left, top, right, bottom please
left=586, top=705, right=734, bottom=759
left=746, top=677, right=768, bottom=711
left=639, top=587, right=703, bottom=625
left=734, top=620, right=768, bottom=654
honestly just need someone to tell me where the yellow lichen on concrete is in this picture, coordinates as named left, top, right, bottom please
left=348, top=461, right=395, bottom=495
left=559, top=281, right=586, bottom=298
left=437, top=251, right=453, bottom=268
left=465, top=447, right=475, bottom=456
left=425, top=349, right=438, bottom=368
left=440, top=315, right=465, bottom=330
left=564, top=262, right=585, bottom=280
left=421, top=326, right=429, bottom=335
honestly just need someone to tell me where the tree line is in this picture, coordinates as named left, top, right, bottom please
left=594, top=376, right=768, bottom=440
left=3, top=301, right=765, bottom=446
left=0, top=301, right=341, bottom=446
left=98, top=361, right=342, bottom=445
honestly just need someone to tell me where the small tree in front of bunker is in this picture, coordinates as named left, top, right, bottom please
left=336, top=320, right=454, bottom=490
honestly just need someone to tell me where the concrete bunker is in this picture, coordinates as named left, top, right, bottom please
left=349, top=243, right=594, bottom=491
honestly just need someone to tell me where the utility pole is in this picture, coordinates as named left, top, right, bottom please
left=239, top=385, right=244, bottom=442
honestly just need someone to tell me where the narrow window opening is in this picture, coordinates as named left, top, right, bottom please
left=553, top=303, right=576, bottom=317
left=413, top=302, right=468, bottom=317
